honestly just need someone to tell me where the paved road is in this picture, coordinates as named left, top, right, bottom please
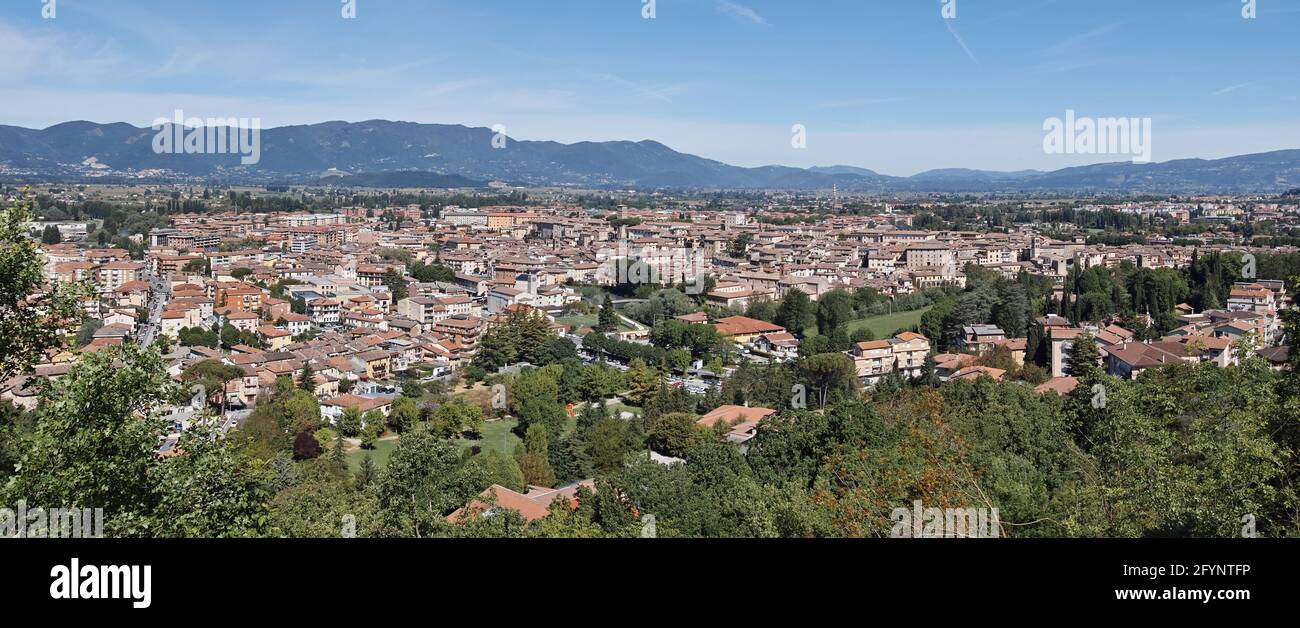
left=137, top=271, right=170, bottom=346
left=222, top=409, right=252, bottom=433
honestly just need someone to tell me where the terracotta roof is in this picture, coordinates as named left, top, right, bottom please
left=997, top=338, right=1028, bottom=351
left=1049, top=327, right=1087, bottom=340
left=855, top=340, right=891, bottom=351
left=1106, top=342, right=1191, bottom=369
left=713, top=316, right=786, bottom=337
left=697, top=404, right=776, bottom=428
left=1034, top=377, right=1079, bottom=395
left=448, top=480, right=596, bottom=523
left=675, top=312, right=710, bottom=324
left=322, top=394, right=392, bottom=412
left=950, top=365, right=1006, bottom=381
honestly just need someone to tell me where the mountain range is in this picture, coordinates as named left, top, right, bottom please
left=1, top=120, right=1298, bottom=194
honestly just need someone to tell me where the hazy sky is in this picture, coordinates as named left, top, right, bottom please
left=2, top=0, right=1298, bottom=175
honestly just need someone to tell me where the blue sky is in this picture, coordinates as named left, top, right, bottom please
left=1, top=0, right=1298, bottom=175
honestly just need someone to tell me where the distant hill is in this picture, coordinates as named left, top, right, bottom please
left=1, top=120, right=1298, bottom=193
left=316, top=171, right=484, bottom=188
left=908, top=168, right=1043, bottom=181
left=808, top=165, right=882, bottom=177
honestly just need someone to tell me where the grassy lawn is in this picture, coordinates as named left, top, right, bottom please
left=345, top=418, right=525, bottom=472
left=607, top=402, right=643, bottom=419
left=345, top=437, right=400, bottom=472
left=457, top=417, right=522, bottom=457
left=846, top=307, right=931, bottom=339
left=346, top=395, right=629, bottom=470
left=805, top=306, right=932, bottom=340
left=555, top=314, right=635, bottom=332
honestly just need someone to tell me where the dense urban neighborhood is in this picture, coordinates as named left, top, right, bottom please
left=3, top=184, right=1300, bottom=538
left=7, top=0, right=1300, bottom=618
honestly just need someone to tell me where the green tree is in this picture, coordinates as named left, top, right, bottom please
left=665, top=348, right=692, bottom=373
left=515, top=424, right=557, bottom=487
left=797, top=353, right=860, bottom=409
left=429, top=397, right=484, bottom=438
left=776, top=289, right=815, bottom=335
left=236, top=382, right=321, bottom=459
left=374, top=430, right=488, bottom=537
left=815, top=289, right=855, bottom=336
left=74, top=318, right=103, bottom=348
left=181, top=359, right=246, bottom=418
left=382, top=268, right=409, bottom=301
left=1067, top=333, right=1101, bottom=379
left=3, top=343, right=273, bottom=537
left=647, top=412, right=709, bottom=458
left=991, top=283, right=1030, bottom=338
left=477, top=450, right=526, bottom=492
left=150, top=424, right=274, bottom=537
left=177, top=326, right=219, bottom=349
left=355, top=454, right=379, bottom=490
left=388, top=395, right=421, bottom=434
left=625, top=358, right=659, bottom=405
left=1, top=198, right=87, bottom=382
left=219, top=322, right=241, bottom=349
left=40, top=224, right=62, bottom=244
left=2, top=343, right=175, bottom=535
left=338, top=407, right=364, bottom=437
left=511, top=367, right=567, bottom=436
left=597, top=294, right=619, bottom=333
left=360, top=410, right=385, bottom=448
left=298, top=362, right=316, bottom=392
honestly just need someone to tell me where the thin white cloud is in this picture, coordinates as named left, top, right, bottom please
left=1212, top=82, right=1255, bottom=96
left=0, top=20, right=124, bottom=84
left=1041, top=21, right=1126, bottom=57
left=487, top=88, right=579, bottom=111
left=145, top=48, right=212, bottom=79
left=585, top=72, right=688, bottom=104
left=714, top=1, right=768, bottom=26
left=945, top=20, right=979, bottom=64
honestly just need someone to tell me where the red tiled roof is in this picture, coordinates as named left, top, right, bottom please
left=696, top=405, right=776, bottom=428
left=1034, top=377, right=1079, bottom=395
left=713, top=316, right=785, bottom=337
